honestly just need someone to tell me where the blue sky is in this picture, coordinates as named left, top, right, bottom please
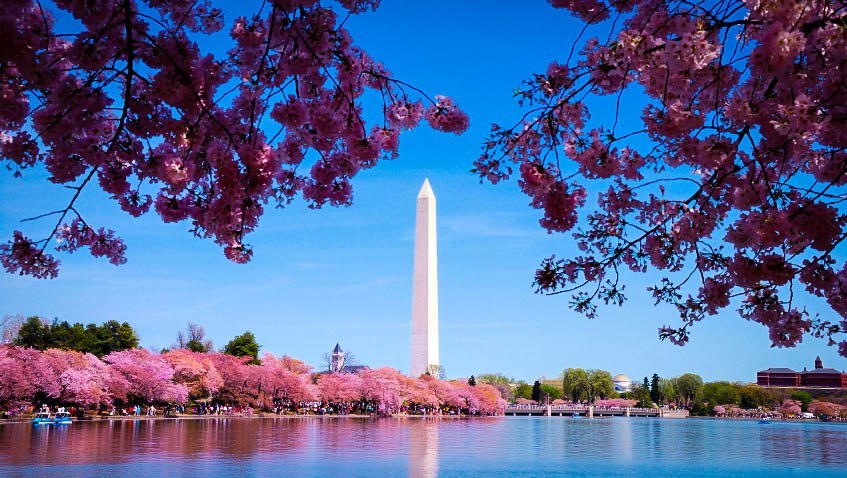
left=1, top=0, right=844, bottom=383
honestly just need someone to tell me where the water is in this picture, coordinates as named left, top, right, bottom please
left=1, top=417, right=846, bottom=477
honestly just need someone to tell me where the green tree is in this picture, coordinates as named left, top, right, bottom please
left=702, top=382, right=742, bottom=407
left=14, top=316, right=51, bottom=350
left=477, top=373, right=512, bottom=386
left=631, top=383, right=652, bottom=408
left=223, top=331, right=261, bottom=364
left=513, top=382, right=533, bottom=400
left=12, top=316, right=138, bottom=356
left=675, top=373, right=704, bottom=407
left=467, top=375, right=477, bottom=387
left=531, top=380, right=542, bottom=402
left=588, top=370, right=615, bottom=402
left=540, top=384, right=562, bottom=401
left=658, top=378, right=676, bottom=406
left=562, top=368, right=590, bottom=403
left=173, top=322, right=213, bottom=352
left=650, top=374, right=661, bottom=404
left=791, top=391, right=813, bottom=412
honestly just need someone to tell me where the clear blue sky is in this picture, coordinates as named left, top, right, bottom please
left=1, top=0, right=844, bottom=383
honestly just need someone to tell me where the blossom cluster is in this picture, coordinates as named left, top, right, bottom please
left=0, top=0, right=467, bottom=276
left=476, top=0, right=847, bottom=355
left=0, top=345, right=505, bottom=415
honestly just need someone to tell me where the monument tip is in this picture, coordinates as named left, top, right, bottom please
left=417, top=178, right=435, bottom=198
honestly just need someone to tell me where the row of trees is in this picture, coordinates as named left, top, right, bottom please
left=2, top=316, right=261, bottom=364
left=0, top=345, right=505, bottom=416
left=3, top=315, right=138, bottom=357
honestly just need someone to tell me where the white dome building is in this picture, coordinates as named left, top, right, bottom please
left=613, top=374, right=632, bottom=393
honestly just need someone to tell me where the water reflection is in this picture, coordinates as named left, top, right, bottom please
left=1, top=418, right=846, bottom=477
left=408, top=421, right=438, bottom=478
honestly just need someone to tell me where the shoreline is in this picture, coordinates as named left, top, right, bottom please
left=0, top=413, right=499, bottom=424
left=3, top=414, right=845, bottom=425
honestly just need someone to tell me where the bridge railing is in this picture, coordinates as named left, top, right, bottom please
left=506, top=404, right=661, bottom=413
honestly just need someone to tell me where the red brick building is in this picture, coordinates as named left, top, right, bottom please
left=757, top=367, right=801, bottom=387
left=757, top=357, right=847, bottom=388
left=800, top=356, right=847, bottom=388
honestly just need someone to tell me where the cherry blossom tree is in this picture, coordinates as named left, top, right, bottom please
left=475, top=0, right=847, bottom=355
left=317, top=372, right=361, bottom=405
left=206, top=352, right=252, bottom=403
left=0, top=345, right=39, bottom=409
left=0, top=0, right=468, bottom=278
left=59, top=352, right=112, bottom=407
left=162, top=349, right=223, bottom=399
left=257, top=353, right=317, bottom=407
left=778, top=399, right=802, bottom=417
left=359, top=367, right=404, bottom=414
left=104, top=348, right=188, bottom=403
left=595, top=398, right=637, bottom=408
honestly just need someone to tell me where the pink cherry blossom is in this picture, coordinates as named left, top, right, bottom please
left=1, top=0, right=467, bottom=278
left=478, top=0, right=847, bottom=356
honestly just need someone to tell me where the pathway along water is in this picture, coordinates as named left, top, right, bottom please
left=1, top=417, right=846, bottom=477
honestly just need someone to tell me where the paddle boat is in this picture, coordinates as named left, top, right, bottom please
left=758, top=417, right=771, bottom=424
left=31, top=406, right=53, bottom=425
left=53, top=408, right=73, bottom=424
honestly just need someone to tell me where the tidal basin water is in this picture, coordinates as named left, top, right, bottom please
left=1, top=417, right=846, bottom=477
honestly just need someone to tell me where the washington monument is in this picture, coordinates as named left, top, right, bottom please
left=411, top=178, right=439, bottom=378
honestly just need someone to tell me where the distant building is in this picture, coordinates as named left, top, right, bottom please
left=613, top=374, right=632, bottom=393
left=757, top=357, right=847, bottom=388
left=330, top=343, right=344, bottom=373
left=756, top=368, right=801, bottom=387
left=328, top=343, right=369, bottom=374
left=800, top=356, right=847, bottom=388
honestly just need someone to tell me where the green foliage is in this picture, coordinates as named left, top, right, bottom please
left=562, top=368, right=589, bottom=402
left=650, top=373, right=661, bottom=404
left=531, top=380, right=542, bottom=402
left=467, top=375, right=477, bottom=387
left=513, top=382, right=533, bottom=400
left=477, top=373, right=513, bottom=386
left=791, top=391, right=813, bottom=412
left=674, top=373, right=704, bottom=406
left=540, top=384, right=562, bottom=401
left=186, top=339, right=207, bottom=353
left=588, top=370, right=614, bottom=401
left=562, top=368, right=614, bottom=403
left=13, top=316, right=138, bottom=356
left=702, top=381, right=742, bottom=406
left=658, top=378, right=675, bottom=405
left=223, top=331, right=261, bottom=364
left=631, top=383, right=653, bottom=408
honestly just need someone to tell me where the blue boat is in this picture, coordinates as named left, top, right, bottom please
left=758, top=417, right=771, bottom=424
left=31, top=407, right=52, bottom=425
left=53, top=410, right=73, bottom=424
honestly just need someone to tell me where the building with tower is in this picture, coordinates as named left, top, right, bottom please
left=757, top=356, right=847, bottom=388
left=330, top=343, right=344, bottom=373
left=326, top=343, right=368, bottom=374
left=411, top=179, right=440, bottom=378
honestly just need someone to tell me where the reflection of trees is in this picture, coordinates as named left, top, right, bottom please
left=760, top=424, right=847, bottom=467
left=2, top=419, right=312, bottom=466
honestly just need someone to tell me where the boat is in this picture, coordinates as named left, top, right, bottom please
left=31, top=407, right=52, bottom=425
left=572, top=413, right=581, bottom=418
left=758, top=417, right=771, bottom=424
left=53, top=410, right=73, bottom=424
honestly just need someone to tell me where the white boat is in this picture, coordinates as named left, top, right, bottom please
left=53, top=410, right=73, bottom=424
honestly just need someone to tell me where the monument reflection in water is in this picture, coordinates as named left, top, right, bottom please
left=408, top=421, right=438, bottom=478
left=2, top=418, right=847, bottom=477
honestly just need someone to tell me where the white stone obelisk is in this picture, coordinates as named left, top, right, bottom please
left=411, top=178, right=439, bottom=378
